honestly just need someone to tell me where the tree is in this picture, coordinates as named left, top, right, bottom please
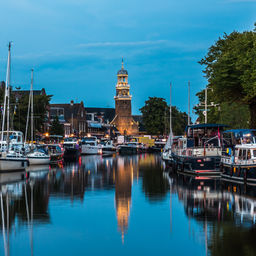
left=50, top=116, right=64, bottom=136
left=13, top=93, right=51, bottom=137
left=140, top=97, right=188, bottom=135
left=199, top=26, right=256, bottom=128
left=0, top=82, right=51, bottom=137
left=194, top=88, right=250, bottom=128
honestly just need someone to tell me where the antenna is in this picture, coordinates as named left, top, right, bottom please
left=170, top=82, right=172, bottom=135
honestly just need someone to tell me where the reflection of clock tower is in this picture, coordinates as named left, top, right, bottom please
left=111, top=59, right=139, bottom=135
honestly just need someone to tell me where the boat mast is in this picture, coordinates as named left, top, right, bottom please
left=1, top=43, right=11, bottom=151
left=170, top=82, right=172, bottom=136
left=25, top=72, right=32, bottom=144
left=188, top=81, right=190, bottom=126
left=31, top=69, right=34, bottom=143
left=6, top=43, right=11, bottom=152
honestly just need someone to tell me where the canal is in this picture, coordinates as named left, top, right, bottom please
left=0, top=154, right=256, bottom=256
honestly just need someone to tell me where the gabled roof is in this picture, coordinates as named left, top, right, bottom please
left=51, top=102, right=84, bottom=120
left=13, top=88, right=46, bottom=97
left=85, top=107, right=115, bottom=122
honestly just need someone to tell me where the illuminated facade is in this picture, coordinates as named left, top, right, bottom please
left=111, top=59, right=139, bottom=135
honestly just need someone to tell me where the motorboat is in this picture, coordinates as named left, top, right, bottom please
left=170, top=123, right=227, bottom=176
left=27, top=148, right=50, bottom=165
left=101, top=140, right=116, bottom=156
left=221, top=129, right=256, bottom=185
left=44, top=144, right=63, bottom=163
left=63, top=137, right=80, bottom=161
left=80, top=136, right=102, bottom=155
left=117, top=142, right=138, bottom=155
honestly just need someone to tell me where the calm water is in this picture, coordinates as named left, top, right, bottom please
left=0, top=154, right=256, bottom=256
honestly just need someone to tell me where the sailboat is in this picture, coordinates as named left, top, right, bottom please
left=0, top=43, right=28, bottom=171
left=162, top=83, right=174, bottom=164
left=25, top=70, right=50, bottom=165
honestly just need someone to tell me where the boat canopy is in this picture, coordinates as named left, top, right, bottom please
left=224, top=129, right=256, bottom=134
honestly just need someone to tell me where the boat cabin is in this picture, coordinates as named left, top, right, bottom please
left=223, top=129, right=256, bottom=146
left=172, top=124, right=227, bottom=157
left=234, top=145, right=256, bottom=165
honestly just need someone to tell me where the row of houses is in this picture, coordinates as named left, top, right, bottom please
left=49, top=100, right=118, bottom=137
left=11, top=87, right=142, bottom=137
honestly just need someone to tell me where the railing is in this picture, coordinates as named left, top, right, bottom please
left=173, top=147, right=222, bottom=157
left=222, top=155, right=256, bottom=165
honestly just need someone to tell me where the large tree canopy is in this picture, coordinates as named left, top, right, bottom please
left=194, top=88, right=250, bottom=128
left=140, top=97, right=188, bottom=135
left=199, top=26, right=256, bottom=128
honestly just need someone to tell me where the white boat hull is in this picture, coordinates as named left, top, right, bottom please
left=0, top=157, right=28, bottom=171
left=28, top=157, right=50, bottom=165
left=81, top=145, right=102, bottom=155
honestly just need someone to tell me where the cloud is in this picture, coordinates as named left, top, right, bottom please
left=77, top=40, right=168, bottom=48
left=225, top=0, right=256, bottom=2
left=77, top=40, right=207, bottom=52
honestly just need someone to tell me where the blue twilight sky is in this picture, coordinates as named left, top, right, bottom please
left=0, top=0, right=255, bottom=118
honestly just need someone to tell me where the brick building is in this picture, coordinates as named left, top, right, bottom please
left=50, top=101, right=87, bottom=137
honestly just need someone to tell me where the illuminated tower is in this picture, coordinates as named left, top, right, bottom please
left=111, top=59, right=139, bottom=135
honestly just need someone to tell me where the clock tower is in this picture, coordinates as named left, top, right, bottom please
left=111, top=59, right=138, bottom=135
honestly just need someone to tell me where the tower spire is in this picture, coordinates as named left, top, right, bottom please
left=121, top=57, right=124, bottom=69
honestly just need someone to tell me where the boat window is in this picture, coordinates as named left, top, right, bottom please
left=253, top=150, right=256, bottom=158
left=238, top=149, right=242, bottom=160
left=242, top=149, right=247, bottom=160
left=247, top=150, right=251, bottom=159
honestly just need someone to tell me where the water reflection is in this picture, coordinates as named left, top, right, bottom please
left=1, top=154, right=256, bottom=255
left=166, top=172, right=256, bottom=255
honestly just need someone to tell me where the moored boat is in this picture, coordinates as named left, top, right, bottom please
left=101, top=140, right=116, bottom=156
left=170, top=124, right=227, bottom=176
left=81, top=136, right=102, bottom=155
left=221, top=129, right=256, bottom=185
left=63, top=137, right=80, bottom=161
left=27, top=149, right=50, bottom=165
left=118, top=142, right=138, bottom=155
left=44, top=144, right=63, bottom=163
left=0, top=43, right=28, bottom=172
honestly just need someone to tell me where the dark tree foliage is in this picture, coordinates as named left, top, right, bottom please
left=140, top=97, right=188, bottom=135
left=194, top=88, right=250, bottom=128
left=13, top=94, right=51, bottom=137
left=50, top=116, right=64, bottom=136
left=0, top=84, right=51, bottom=137
left=199, top=25, right=256, bottom=128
